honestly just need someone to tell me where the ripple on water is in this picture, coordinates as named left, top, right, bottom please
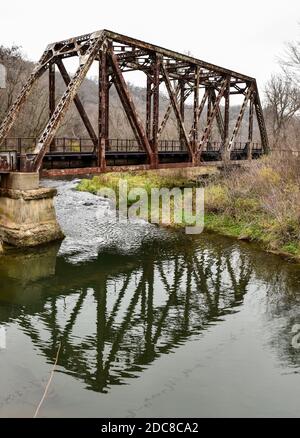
left=42, top=178, right=171, bottom=263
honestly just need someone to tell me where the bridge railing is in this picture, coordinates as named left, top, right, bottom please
left=0, top=137, right=263, bottom=154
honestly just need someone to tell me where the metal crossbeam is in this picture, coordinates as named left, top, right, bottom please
left=228, top=85, right=253, bottom=151
left=197, top=79, right=228, bottom=155
left=161, top=63, right=193, bottom=158
left=56, top=59, right=98, bottom=148
left=109, top=48, right=154, bottom=165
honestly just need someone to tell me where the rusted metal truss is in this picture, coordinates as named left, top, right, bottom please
left=0, top=29, right=269, bottom=172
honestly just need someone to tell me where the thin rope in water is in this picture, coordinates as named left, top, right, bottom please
left=33, top=342, right=61, bottom=418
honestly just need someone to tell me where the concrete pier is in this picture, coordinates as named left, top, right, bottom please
left=0, top=172, right=64, bottom=248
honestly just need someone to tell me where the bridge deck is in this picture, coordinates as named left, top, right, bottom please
left=0, top=138, right=263, bottom=173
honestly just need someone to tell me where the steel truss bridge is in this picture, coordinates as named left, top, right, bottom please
left=0, top=30, right=268, bottom=174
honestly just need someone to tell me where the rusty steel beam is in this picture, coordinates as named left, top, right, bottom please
left=31, top=31, right=105, bottom=172
left=188, top=89, right=209, bottom=138
left=179, top=80, right=185, bottom=146
left=228, top=85, right=253, bottom=151
left=49, top=63, right=56, bottom=118
left=48, top=30, right=255, bottom=82
left=223, top=78, right=230, bottom=153
left=104, top=30, right=255, bottom=83
left=157, top=83, right=180, bottom=140
left=247, top=97, right=254, bottom=159
left=191, top=67, right=200, bottom=153
left=98, top=46, right=108, bottom=170
left=146, top=76, right=152, bottom=139
left=209, top=88, right=225, bottom=141
left=56, top=59, right=98, bottom=148
left=253, top=82, right=269, bottom=153
left=0, top=48, right=52, bottom=146
left=197, top=79, right=228, bottom=156
left=151, top=55, right=160, bottom=166
left=109, top=48, right=154, bottom=165
left=161, top=63, right=193, bottom=159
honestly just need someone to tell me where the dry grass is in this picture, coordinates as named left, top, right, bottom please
left=205, top=154, right=300, bottom=256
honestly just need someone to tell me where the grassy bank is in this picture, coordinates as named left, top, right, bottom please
left=204, top=155, right=300, bottom=259
left=77, top=157, right=300, bottom=260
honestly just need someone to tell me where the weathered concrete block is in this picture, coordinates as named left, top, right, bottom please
left=0, top=185, right=64, bottom=247
left=0, top=172, right=39, bottom=190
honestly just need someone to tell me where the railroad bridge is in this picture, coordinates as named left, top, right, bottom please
left=0, top=29, right=268, bottom=176
left=0, top=30, right=268, bottom=248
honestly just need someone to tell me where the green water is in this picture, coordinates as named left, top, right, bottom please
left=0, top=179, right=300, bottom=418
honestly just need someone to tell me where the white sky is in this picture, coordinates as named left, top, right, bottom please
left=1, top=0, right=300, bottom=93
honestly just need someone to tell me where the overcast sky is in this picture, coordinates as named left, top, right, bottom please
left=1, top=0, right=300, bottom=92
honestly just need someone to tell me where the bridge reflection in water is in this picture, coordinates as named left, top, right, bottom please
left=0, top=236, right=254, bottom=394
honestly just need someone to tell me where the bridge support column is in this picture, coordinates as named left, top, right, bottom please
left=0, top=172, right=64, bottom=248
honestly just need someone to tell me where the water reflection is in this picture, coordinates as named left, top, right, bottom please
left=1, top=179, right=300, bottom=413
left=0, top=235, right=257, bottom=393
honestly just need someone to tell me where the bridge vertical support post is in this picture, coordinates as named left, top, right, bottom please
left=248, top=98, right=254, bottom=160
left=222, top=77, right=230, bottom=162
left=206, top=86, right=212, bottom=149
left=146, top=76, right=152, bottom=139
left=49, top=63, right=56, bottom=152
left=151, top=55, right=160, bottom=168
left=98, top=46, right=108, bottom=171
left=179, top=80, right=185, bottom=150
left=49, top=63, right=56, bottom=118
left=192, top=67, right=200, bottom=164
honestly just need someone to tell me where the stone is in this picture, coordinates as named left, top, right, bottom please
left=0, top=185, right=64, bottom=248
left=0, top=172, right=39, bottom=190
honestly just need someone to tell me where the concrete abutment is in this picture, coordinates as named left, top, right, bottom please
left=0, top=172, right=64, bottom=248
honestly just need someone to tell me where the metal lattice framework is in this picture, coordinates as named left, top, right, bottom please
left=0, top=30, right=269, bottom=172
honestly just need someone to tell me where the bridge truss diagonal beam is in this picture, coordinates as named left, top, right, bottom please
left=109, top=48, right=155, bottom=165
left=31, top=31, right=106, bottom=171
left=56, top=59, right=98, bottom=148
left=228, top=85, right=253, bottom=151
left=197, top=79, right=228, bottom=156
left=161, top=63, right=193, bottom=158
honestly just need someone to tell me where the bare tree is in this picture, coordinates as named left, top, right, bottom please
left=280, top=33, right=300, bottom=85
left=265, top=75, right=300, bottom=149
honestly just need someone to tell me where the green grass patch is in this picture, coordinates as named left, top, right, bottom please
left=77, top=164, right=300, bottom=261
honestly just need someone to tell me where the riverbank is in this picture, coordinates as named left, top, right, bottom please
left=77, top=156, right=300, bottom=261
